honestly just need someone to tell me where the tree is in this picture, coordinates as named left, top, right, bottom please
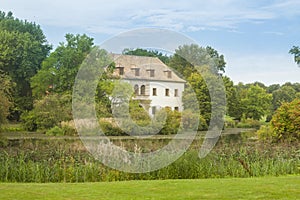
left=168, top=44, right=226, bottom=77
left=183, top=72, right=210, bottom=127
left=289, top=46, right=300, bottom=65
left=272, top=85, right=296, bottom=111
left=240, top=85, right=272, bottom=120
left=21, top=93, right=72, bottom=131
left=123, top=48, right=170, bottom=64
left=267, top=84, right=280, bottom=93
left=31, top=34, right=94, bottom=97
left=205, top=46, right=226, bottom=73
left=0, top=72, right=14, bottom=126
left=271, top=98, right=300, bottom=141
left=168, top=44, right=226, bottom=129
left=0, top=11, right=51, bottom=119
left=223, top=76, right=242, bottom=120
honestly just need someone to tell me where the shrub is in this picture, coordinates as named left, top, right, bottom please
left=99, top=119, right=126, bottom=136
left=271, top=98, right=300, bottom=142
left=256, top=125, right=275, bottom=141
left=224, top=115, right=236, bottom=128
left=61, top=121, right=77, bottom=136
left=21, top=94, right=72, bottom=131
left=155, top=108, right=181, bottom=135
left=182, top=109, right=200, bottom=131
left=21, top=111, right=38, bottom=131
left=46, top=126, right=64, bottom=136
left=237, top=118, right=261, bottom=129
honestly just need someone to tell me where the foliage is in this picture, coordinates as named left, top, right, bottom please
left=224, top=116, right=236, bottom=128
left=155, top=108, right=181, bottom=135
left=181, top=109, right=206, bottom=131
left=60, top=121, right=77, bottom=136
left=0, top=11, right=51, bottom=118
left=168, top=44, right=226, bottom=77
left=46, top=126, right=64, bottom=136
left=240, top=85, right=272, bottom=120
left=223, top=76, right=242, bottom=120
left=123, top=48, right=170, bottom=64
left=266, top=84, right=280, bottom=93
left=183, top=72, right=210, bottom=126
left=256, top=125, right=275, bottom=141
left=0, top=138, right=298, bottom=183
left=272, top=85, right=296, bottom=111
left=0, top=72, right=14, bottom=126
left=271, top=98, right=300, bottom=141
left=21, top=94, right=72, bottom=131
left=31, top=34, right=94, bottom=98
left=99, top=120, right=126, bottom=136
left=236, top=118, right=262, bottom=129
left=289, top=46, right=300, bottom=64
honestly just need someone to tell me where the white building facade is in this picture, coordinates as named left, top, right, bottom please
left=112, top=54, right=185, bottom=116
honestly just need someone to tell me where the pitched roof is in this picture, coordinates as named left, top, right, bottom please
left=111, top=54, right=185, bottom=83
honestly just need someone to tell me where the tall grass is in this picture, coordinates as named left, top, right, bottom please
left=0, top=137, right=299, bottom=183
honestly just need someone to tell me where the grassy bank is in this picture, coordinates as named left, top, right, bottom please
left=0, top=135, right=299, bottom=182
left=0, top=176, right=299, bottom=200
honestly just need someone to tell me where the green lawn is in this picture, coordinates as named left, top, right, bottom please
left=0, top=176, right=299, bottom=200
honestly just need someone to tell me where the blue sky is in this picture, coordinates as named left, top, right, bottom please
left=1, top=0, right=300, bottom=85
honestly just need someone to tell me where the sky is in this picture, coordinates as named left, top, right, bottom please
left=1, top=0, right=300, bottom=85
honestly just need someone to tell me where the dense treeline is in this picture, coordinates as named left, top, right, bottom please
left=0, top=11, right=299, bottom=142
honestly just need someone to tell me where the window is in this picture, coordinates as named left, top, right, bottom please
left=174, top=89, right=179, bottom=97
left=174, top=107, right=179, bottom=111
left=134, top=84, right=139, bottom=95
left=152, top=88, right=157, bottom=96
left=141, top=85, right=146, bottom=95
left=165, top=89, right=169, bottom=96
left=135, top=68, right=140, bottom=76
left=150, top=70, right=155, bottom=77
left=152, top=106, right=156, bottom=115
left=167, top=71, right=172, bottom=78
left=118, top=67, right=124, bottom=75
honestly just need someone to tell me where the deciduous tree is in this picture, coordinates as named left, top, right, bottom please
left=31, top=34, right=94, bottom=97
left=271, top=98, right=300, bottom=141
left=0, top=11, right=51, bottom=119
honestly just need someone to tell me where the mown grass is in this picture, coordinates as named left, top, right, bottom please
left=0, top=176, right=299, bottom=200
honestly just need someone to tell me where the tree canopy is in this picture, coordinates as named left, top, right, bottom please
left=289, top=46, right=300, bottom=65
left=0, top=11, right=51, bottom=119
left=271, top=98, right=300, bottom=141
left=31, top=34, right=94, bottom=97
left=0, top=72, right=14, bottom=126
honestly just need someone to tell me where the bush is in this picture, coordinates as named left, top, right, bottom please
left=21, top=111, right=38, bottom=131
left=271, top=98, right=300, bottom=142
left=237, top=118, right=261, bottom=129
left=224, top=116, right=236, bottom=128
left=99, top=119, right=126, bottom=136
left=182, top=110, right=208, bottom=131
left=46, top=126, right=64, bottom=136
left=21, top=94, right=72, bottom=131
left=61, top=121, right=77, bottom=136
left=256, top=125, right=275, bottom=141
left=156, top=108, right=181, bottom=135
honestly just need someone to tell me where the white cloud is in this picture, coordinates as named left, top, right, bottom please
left=1, top=0, right=299, bottom=34
left=1, top=0, right=299, bottom=85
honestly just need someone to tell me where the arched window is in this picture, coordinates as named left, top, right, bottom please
left=134, top=84, right=139, bottom=95
left=141, top=85, right=146, bottom=95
